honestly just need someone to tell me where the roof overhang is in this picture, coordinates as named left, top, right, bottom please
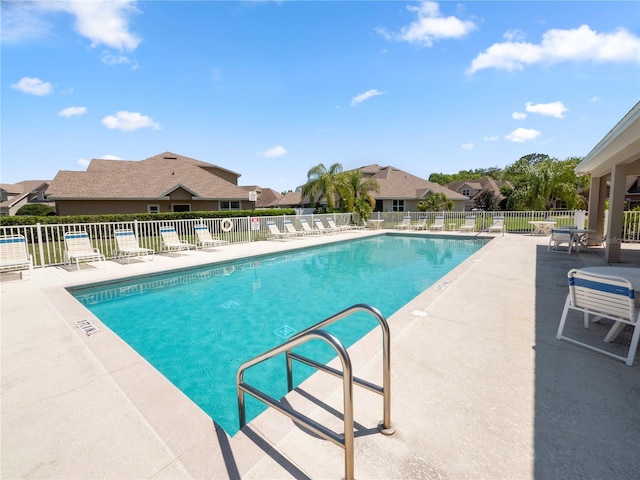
left=575, top=101, right=640, bottom=178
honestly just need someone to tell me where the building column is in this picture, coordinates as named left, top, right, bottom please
left=586, top=175, right=607, bottom=244
left=605, top=163, right=627, bottom=263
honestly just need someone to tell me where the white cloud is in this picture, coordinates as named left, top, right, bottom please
left=503, top=29, right=525, bottom=42
left=77, top=158, right=90, bottom=168
left=350, top=89, right=385, bottom=106
left=461, top=143, right=474, bottom=150
left=484, top=135, right=500, bottom=142
left=260, top=146, right=287, bottom=158
left=58, top=106, right=87, bottom=117
left=2, top=0, right=141, bottom=51
left=11, top=76, right=52, bottom=96
left=101, top=111, right=160, bottom=131
left=512, top=112, right=527, bottom=120
left=525, top=101, right=568, bottom=118
left=380, top=1, right=476, bottom=47
left=100, top=52, right=138, bottom=68
left=99, top=155, right=122, bottom=160
left=505, top=128, right=541, bottom=143
left=590, top=96, right=602, bottom=103
left=468, top=25, right=640, bottom=74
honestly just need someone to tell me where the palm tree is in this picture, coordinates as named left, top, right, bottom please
left=336, top=170, right=380, bottom=222
left=301, top=163, right=343, bottom=210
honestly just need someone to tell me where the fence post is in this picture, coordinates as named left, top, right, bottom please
left=36, top=223, right=45, bottom=268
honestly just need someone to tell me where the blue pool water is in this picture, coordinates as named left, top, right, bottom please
left=70, top=234, right=488, bottom=435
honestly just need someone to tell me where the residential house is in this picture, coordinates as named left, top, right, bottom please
left=47, top=152, right=252, bottom=216
left=0, top=180, right=53, bottom=216
left=358, top=165, right=467, bottom=212
left=446, top=178, right=511, bottom=211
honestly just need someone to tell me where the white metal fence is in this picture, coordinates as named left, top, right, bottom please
left=1, top=210, right=638, bottom=268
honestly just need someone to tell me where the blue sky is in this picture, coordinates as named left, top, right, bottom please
left=2, top=1, right=639, bottom=192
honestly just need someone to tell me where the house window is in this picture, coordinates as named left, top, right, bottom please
left=392, top=200, right=405, bottom=212
left=219, top=201, right=240, bottom=210
left=462, top=189, right=470, bottom=197
left=147, top=204, right=160, bottom=214
left=172, top=204, right=191, bottom=212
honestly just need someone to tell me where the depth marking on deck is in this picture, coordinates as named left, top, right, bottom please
left=435, top=281, right=452, bottom=290
left=76, top=319, right=101, bottom=336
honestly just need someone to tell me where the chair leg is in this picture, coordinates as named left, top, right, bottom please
left=625, top=316, right=640, bottom=366
left=556, top=294, right=572, bottom=339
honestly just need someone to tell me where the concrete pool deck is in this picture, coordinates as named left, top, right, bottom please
left=2, top=230, right=639, bottom=479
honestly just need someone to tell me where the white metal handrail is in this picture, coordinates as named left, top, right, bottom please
left=236, top=303, right=394, bottom=480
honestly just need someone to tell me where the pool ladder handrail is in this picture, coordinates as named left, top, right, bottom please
left=236, top=303, right=395, bottom=480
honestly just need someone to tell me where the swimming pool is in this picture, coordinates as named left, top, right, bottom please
left=70, top=234, right=488, bottom=435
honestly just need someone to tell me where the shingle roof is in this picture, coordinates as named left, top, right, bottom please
left=47, top=152, right=249, bottom=200
left=356, top=165, right=467, bottom=200
left=447, top=178, right=511, bottom=200
left=240, top=186, right=283, bottom=207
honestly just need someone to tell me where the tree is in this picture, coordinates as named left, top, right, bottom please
left=336, top=170, right=380, bottom=214
left=474, top=189, right=500, bottom=211
left=418, top=193, right=454, bottom=212
left=503, top=155, right=586, bottom=211
left=16, top=204, right=56, bottom=216
left=301, top=163, right=343, bottom=211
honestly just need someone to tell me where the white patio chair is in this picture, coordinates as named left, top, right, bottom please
left=194, top=224, right=230, bottom=248
left=459, top=216, right=476, bottom=232
left=160, top=226, right=196, bottom=254
left=313, top=219, right=334, bottom=234
left=411, top=217, right=427, bottom=230
left=547, top=228, right=574, bottom=254
left=0, top=234, right=34, bottom=279
left=556, top=268, right=640, bottom=366
left=64, top=231, right=106, bottom=270
left=394, top=216, right=411, bottom=229
left=299, top=219, right=322, bottom=235
left=283, top=220, right=307, bottom=237
left=266, top=221, right=297, bottom=240
left=327, top=218, right=351, bottom=232
left=487, top=216, right=505, bottom=236
left=429, top=216, right=444, bottom=231
left=114, top=229, right=154, bottom=263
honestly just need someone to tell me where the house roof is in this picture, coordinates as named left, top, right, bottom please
left=47, top=152, right=249, bottom=200
left=0, top=180, right=51, bottom=208
left=446, top=178, right=511, bottom=199
left=356, top=165, right=467, bottom=200
left=240, top=186, right=283, bottom=207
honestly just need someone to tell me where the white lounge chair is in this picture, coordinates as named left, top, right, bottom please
left=548, top=228, right=574, bottom=254
left=459, top=216, right=476, bottom=232
left=327, top=219, right=351, bottom=232
left=299, top=219, right=322, bottom=235
left=394, top=216, right=411, bottom=230
left=160, top=226, right=196, bottom=254
left=283, top=220, right=307, bottom=237
left=194, top=224, right=230, bottom=248
left=64, top=231, right=106, bottom=270
left=266, top=221, right=297, bottom=240
left=487, top=216, right=505, bottom=236
left=411, top=217, right=427, bottom=230
left=556, top=268, right=640, bottom=366
left=429, top=216, right=444, bottom=231
left=114, top=229, right=154, bottom=263
left=0, top=234, right=34, bottom=279
left=313, top=219, right=334, bottom=234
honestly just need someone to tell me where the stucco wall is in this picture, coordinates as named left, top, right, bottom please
left=54, top=200, right=252, bottom=216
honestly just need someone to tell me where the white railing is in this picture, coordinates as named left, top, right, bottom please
left=0, top=213, right=354, bottom=268
left=1, top=210, right=638, bottom=269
